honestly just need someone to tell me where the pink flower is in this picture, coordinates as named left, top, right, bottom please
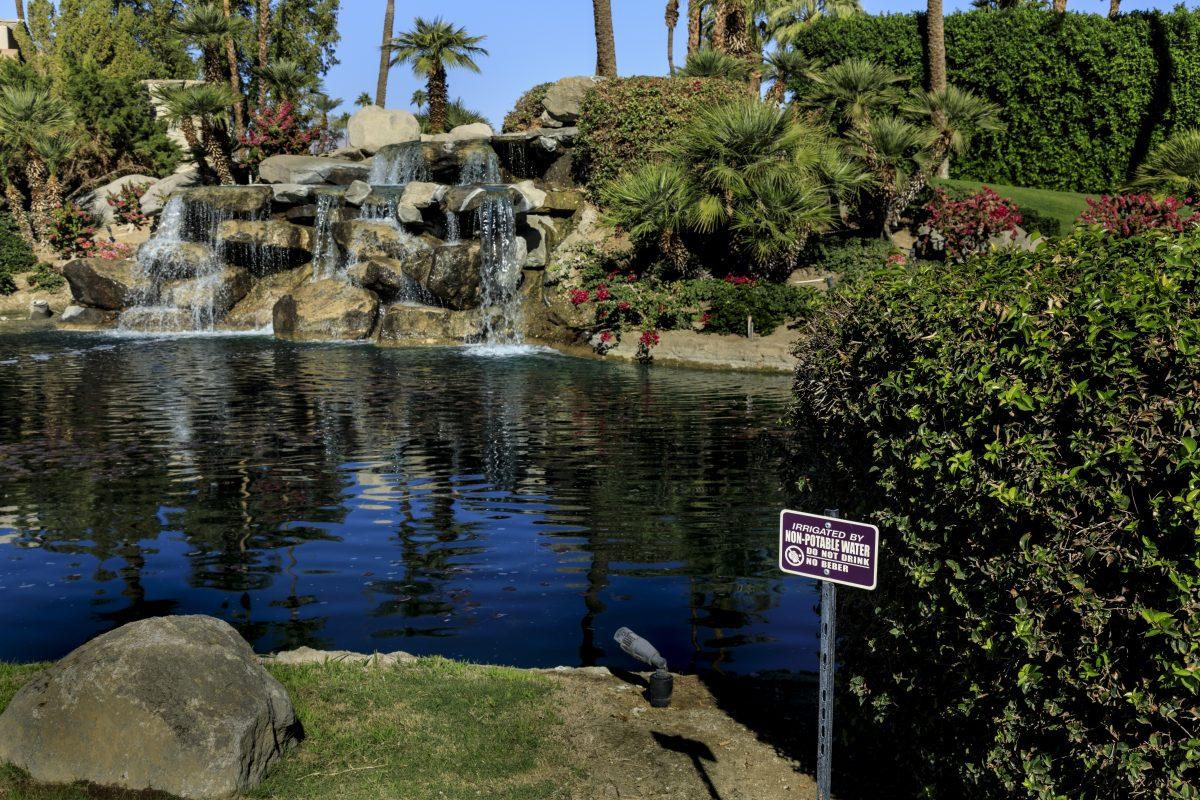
left=639, top=330, right=660, bottom=348
left=569, top=289, right=591, bottom=307
left=595, top=283, right=611, bottom=302
left=600, top=330, right=614, bottom=344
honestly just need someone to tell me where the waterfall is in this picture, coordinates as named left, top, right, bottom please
left=312, top=193, right=341, bottom=282
left=477, top=188, right=524, bottom=346
left=460, top=148, right=501, bottom=185
left=444, top=211, right=461, bottom=244
left=368, top=142, right=428, bottom=185
left=120, top=196, right=230, bottom=332
left=360, top=197, right=399, bottom=224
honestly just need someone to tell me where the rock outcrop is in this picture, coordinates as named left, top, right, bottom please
left=224, top=264, right=313, bottom=330
left=378, top=304, right=479, bottom=345
left=258, top=155, right=372, bottom=186
left=273, top=279, right=381, bottom=341
left=0, top=616, right=299, bottom=800
left=347, top=106, right=421, bottom=153
left=62, top=259, right=138, bottom=310
left=541, top=76, right=602, bottom=126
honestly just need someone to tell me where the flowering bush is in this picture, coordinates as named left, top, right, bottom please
left=106, top=182, right=152, bottom=227
left=94, top=240, right=134, bottom=260
left=47, top=204, right=98, bottom=259
left=238, top=103, right=323, bottom=168
left=1078, top=194, right=1197, bottom=237
left=917, top=187, right=1023, bottom=262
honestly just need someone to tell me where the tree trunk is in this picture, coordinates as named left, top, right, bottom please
left=376, top=0, right=395, bottom=106
left=427, top=65, right=448, bottom=134
left=769, top=80, right=786, bottom=105
left=25, top=158, right=52, bottom=241
left=257, top=0, right=270, bottom=107
left=201, top=122, right=236, bottom=185
left=1053, top=0, right=1066, bottom=12
left=593, top=0, right=618, bottom=78
left=4, top=182, right=34, bottom=246
left=222, top=0, right=245, bottom=138
left=14, top=0, right=24, bottom=21
left=179, top=116, right=212, bottom=178
left=666, top=1, right=680, bottom=76
left=687, top=0, right=702, bottom=55
left=1109, top=0, right=1120, bottom=17
left=927, top=0, right=949, bottom=178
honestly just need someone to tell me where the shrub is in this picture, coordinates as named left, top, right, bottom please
left=0, top=210, right=37, bottom=276
left=502, top=82, right=552, bottom=133
left=47, top=204, right=98, bottom=259
left=416, top=99, right=490, bottom=134
left=790, top=8, right=1200, bottom=193
left=701, top=277, right=816, bottom=336
left=26, top=263, right=64, bottom=291
left=93, top=240, right=134, bottom=261
left=238, top=102, right=322, bottom=169
left=790, top=227, right=1200, bottom=799
left=1078, top=193, right=1197, bottom=237
left=106, top=182, right=152, bottom=227
left=917, top=187, right=1023, bottom=261
left=809, top=237, right=898, bottom=279
left=1015, top=206, right=1062, bottom=238
left=576, top=76, right=746, bottom=191
left=62, top=72, right=182, bottom=177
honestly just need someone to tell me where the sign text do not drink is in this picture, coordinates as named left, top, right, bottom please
left=778, top=509, right=879, bottom=591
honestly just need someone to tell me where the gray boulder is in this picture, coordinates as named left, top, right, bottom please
left=59, top=305, right=115, bottom=327
left=29, top=299, right=51, bottom=319
left=334, top=220, right=432, bottom=263
left=269, top=183, right=315, bottom=204
left=542, top=76, right=602, bottom=125
left=343, top=180, right=373, bottom=207
left=258, top=155, right=371, bottom=186
left=427, top=242, right=483, bottom=310
left=162, top=266, right=253, bottom=320
left=63, top=258, right=139, bottom=310
left=185, top=185, right=274, bottom=217
left=273, top=279, right=381, bottom=341
left=140, top=170, right=200, bottom=215
left=347, top=106, right=421, bottom=153
left=401, top=181, right=448, bottom=210
left=0, top=616, right=299, bottom=800
left=216, top=220, right=314, bottom=273
left=378, top=304, right=479, bottom=345
left=346, top=256, right=435, bottom=304
left=82, top=174, right=157, bottom=224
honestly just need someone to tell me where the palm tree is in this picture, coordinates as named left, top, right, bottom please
left=765, top=0, right=863, bottom=44
left=256, top=59, right=315, bottom=105
left=174, top=3, right=247, bottom=87
left=763, top=48, right=814, bottom=104
left=927, top=0, right=949, bottom=177
left=387, top=18, right=488, bottom=135
left=152, top=84, right=206, bottom=164
left=32, top=132, right=80, bottom=217
left=688, top=0, right=703, bottom=55
left=679, top=48, right=754, bottom=81
left=410, top=89, right=428, bottom=110
left=308, top=93, right=341, bottom=129
left=0, top=86, right=73, bottom=240
left=804, top=58, right=908, bottom=133
left=222, top=0, right=246, bottom=137
left=1109, top=0, right=1120, bottom=17
left=1131, top=129, right=1200, bottom=198
left=354, top=92, right=374, bottom=108
left=0, top=153, right=34, bottom=246
left=257, top=0, right=271, bottom=107
left=14, top=0, right=24, bottom=21
left=666, top=1, right=681, bottom=75
left=1054, top=0, right=1066, bottom=11
left=177, top=84, right=240, bottom=185
left=376, top=0, right=396, bottom=106
left=593, top=0, right=618, bottom=78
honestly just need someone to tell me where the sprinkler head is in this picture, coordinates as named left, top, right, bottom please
left=613, top=627, right=673, bottom=708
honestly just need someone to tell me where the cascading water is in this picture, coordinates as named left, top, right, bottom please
left=476, top=188, right=524, bottom=347
left=311, top=193, right=341, bottom=282
left=445, top=212, right=461, bottom=244
left=460, top=148, right=501, bottom=185
left=368, top=142, right=428, bottom=185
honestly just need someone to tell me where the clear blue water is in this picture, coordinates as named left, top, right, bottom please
left=0, top=330, right=817, bottom=674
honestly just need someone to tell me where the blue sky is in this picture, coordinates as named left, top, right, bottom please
left=2, top=0, right=1191, bottom=126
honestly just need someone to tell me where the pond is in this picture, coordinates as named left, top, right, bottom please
left=0, top=330, right=817, bottom=675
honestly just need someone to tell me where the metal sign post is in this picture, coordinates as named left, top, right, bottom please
left=778, top=507, right=880, bottom=800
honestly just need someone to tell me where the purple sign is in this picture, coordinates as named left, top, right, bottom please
left=779, top=510, right=879, bottom=591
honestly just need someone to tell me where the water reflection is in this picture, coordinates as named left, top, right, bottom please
left=0, top=332, right=817, bottom=673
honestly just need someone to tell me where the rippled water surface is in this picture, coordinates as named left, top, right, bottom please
left=0, top=330, right=817, bottom=673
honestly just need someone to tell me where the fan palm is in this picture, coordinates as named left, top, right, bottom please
left=32, top=132, right=81, bottom=217
left=255, top=59, right=316, bottom=105
left=176, top=84, right=240, bottom=185
left=763, top=48, right=815, bottom=104
left=411, top=89, right=428, bottom=110
left=666, top=1, right=681, bottom=75
left=354, top=92, right=374, bottom=108
left=764, top=0, right=863, bottom=45
left=388, top=18, right=488, bottom=135
left=601, top=162, right=696, bottom=268
left=0, top=86, right=73, bottom=240
left=804, top=58, right=908, bottom=131
left=174, top=2, right=250, bottom=87
left=1131, top=130, right=1200, bottom=199
left=678, top=48, right=754, bottom=81
left=308, top=93, right=342, bottom=129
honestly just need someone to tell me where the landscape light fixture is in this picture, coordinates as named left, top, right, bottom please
left=613, top=627, right=673, bottom=708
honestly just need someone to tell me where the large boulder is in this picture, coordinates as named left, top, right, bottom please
left=346, top=256, right=435, bottom=304
left=522, top=215, right=568, bottom=268
left=258, top=155, right=371, bottom=186
left=223, top=264, right=313, bottom=331
left=81, top=174, right=157, bottom=224
left=334, top=220, right=432, bottom=263
left=273, top=279, right=380, bottom=341
left=427, top=242, right=483, bottom=310
left=185, top=185, right=274, bottom=218
left=347, top=106, right=421, bottom=153
left=401, top=181, right=448, bottom=210
left=59, top=305, right=116, bottom=328
left=63, top=258, right=139, bottom=310
left=0, top=616, right=299, bottom=800
left=378, top=304, right=479, bottom=345
left=165, top=266, right=253, bottom=319
left=541, top=76, right=602, bottom=126
left=216, top=219, right=314, bottom=273
left=138, top=241, right=214, bottom=281
left=140, top=170, right=200, bottom=215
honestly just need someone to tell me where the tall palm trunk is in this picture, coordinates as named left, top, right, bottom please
left=4, top=182, right=34, bottom=246
left=222, top=0, right=245, bottom=137
left=178, top=116, right=211, bottom=175
left=200, top=121, right=236, bottom=185
left=592, top=0, right=618, bottom=78
left=202, top=45, right=225, bottom=87
left=1053, top=0, right=1066, bottom=11
left=427, top=64, right=448, bottom=134
left=666, top=1, right=680, bottom=76
left=927, top=0, right=949, bottom=179
left=687, top=0, right=702, bottom=55
left=257, top=0, right=270, bottom=107
left=14, top=0, right=24, bottom=21
left=1109, top=0, right=1120, bottom=17
left=25, top=157, right=52, bottom=241
left=376, top=0, right=395, bottom=106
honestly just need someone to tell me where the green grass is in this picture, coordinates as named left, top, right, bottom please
left=933, top=178, right=1094, bottom=233
left=0, top=659, right=570, bottom=800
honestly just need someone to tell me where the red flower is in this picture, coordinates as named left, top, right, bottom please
left=617, top=301, right=631, bottom=312
left=569, top=289, right=591, bottom=306
left=595, top=283, right=611, bottom=302
left=600, top=331, right=614, bottom=344
left=639, top=330, right=660, bottom=348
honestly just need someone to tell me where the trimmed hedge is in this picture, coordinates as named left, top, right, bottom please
left=575, top=76, right=746, bottom=193
left=790, top=228, right=1200, bottom=798
left=791, top=8, right=1200, bottom=193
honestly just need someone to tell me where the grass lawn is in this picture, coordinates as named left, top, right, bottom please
left=933, top=178, right=1094, bottom=233
left=0, top=659, right=572, bottom=800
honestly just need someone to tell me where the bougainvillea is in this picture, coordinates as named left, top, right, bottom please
left=1078, top=194, right=1197, bottom=238
left=47, top=204, right=98, bottom=259
left=94, top=240, right=134, bottom=260
left=106, top=182, right=152, bottom=227
left=238, top=103, right=323, bottom=169
left=917, top=187, right=1023, bottom=262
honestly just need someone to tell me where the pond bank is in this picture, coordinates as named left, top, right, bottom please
left=1, top=655, right=814, bottom=800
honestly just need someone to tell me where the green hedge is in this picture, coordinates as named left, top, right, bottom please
left=792, top=8, right=1200, bottom=193
left=789, top=228, right=1200, bottom=798
left=0, top=211, right=36, bottom=296
left=575, top=76, right=746, bottom=193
